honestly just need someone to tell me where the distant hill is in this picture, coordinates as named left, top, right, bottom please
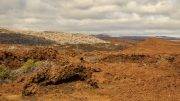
left=0, top=28, right=108, bottom=45
left=155, top=36, right=180, bottom=41
left=0, top=28, right=55, bottom=45
left=118, top=36, right=180, bottom=41
left=94, top=33, right=180, bottom=41
left=93, top=34, right=112, bottom=38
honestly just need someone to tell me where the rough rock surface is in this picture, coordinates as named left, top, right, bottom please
left=0, top=47, right=58, bottom=69
left=16, top=64, right=94, bottom=96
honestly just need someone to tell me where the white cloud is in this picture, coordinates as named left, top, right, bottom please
left=0, top=0, right=179, bottom=37
left=125, top=1, right=175, bottom=14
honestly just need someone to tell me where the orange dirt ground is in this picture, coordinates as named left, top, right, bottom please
left=0, top=38, right=180, bottom=101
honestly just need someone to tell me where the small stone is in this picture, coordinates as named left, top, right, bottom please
left=92, top=68, right=102, bottom=72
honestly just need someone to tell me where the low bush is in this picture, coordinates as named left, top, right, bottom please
left=10, top=60, right=50, bottom=79
left=0, top=65, right=10, bottom=83
left=18, top=59, right=36, bottom=73
left=1, top=60, right=53, bottom=82
left=11, top=59, right=36, bottom=78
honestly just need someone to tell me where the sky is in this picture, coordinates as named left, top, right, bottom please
left=0, top=0, right=180, bottom=37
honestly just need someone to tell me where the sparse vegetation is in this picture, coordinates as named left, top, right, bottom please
left=0, top=65, right=10, bottom=83
left=11, top=60, right=45, bottom=79
left=17, top=59, right=35, bottom=73
left=0, top=59, right=52, bottom=83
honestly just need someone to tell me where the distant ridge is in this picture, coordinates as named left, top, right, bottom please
left=93, top=34, right=112, bottom=38
left=0, top=28, right=108, bottom=45
left=94, top=33, right=180, bottom=41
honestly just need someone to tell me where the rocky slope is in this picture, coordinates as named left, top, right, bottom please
left=0, top=28, right=107, bottom=44
left=26, top=31, right=108, bottom=44
left=0, top=28, right=107, bottom=45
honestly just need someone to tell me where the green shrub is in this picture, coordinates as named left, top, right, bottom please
left=19, top=59, right=35, bottom=73
left=34, top=61, right=43, bottom=67
left=1, top=60, right=46, bottom=82
left=10, top=60, right=36, bottom=79
left=12, top=60, right=44, bottom=76
left=10, top=60, right=51, bottom=81
left=0, top=65, right=10, bottom=83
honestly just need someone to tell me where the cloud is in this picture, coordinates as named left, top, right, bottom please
left=0, top=0, right=180, bottom=37
left=124, top=1, right=175, bottom=14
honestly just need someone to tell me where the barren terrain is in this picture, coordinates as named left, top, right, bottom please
left=0, top=28, right=180, bottom=101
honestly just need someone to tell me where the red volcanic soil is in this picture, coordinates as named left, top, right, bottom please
left=0, top=38, right=180, bottom=101
left=123, top=38, right=180, bottom=54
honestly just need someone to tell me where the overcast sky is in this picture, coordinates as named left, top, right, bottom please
left=0, top=0, right=180, bottom=37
